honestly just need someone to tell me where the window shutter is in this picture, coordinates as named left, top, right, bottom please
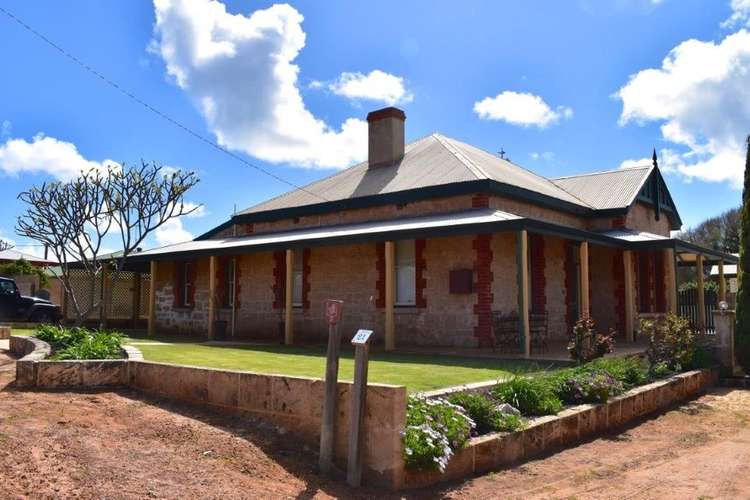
left=375, top=242, right=385, bottom=308
left=302, top=248, right=311, bottom=310
left=187, top=261, right=196, bottom=306
left=173, top=262, right=184, bottom=307
left=272, top=251, right=286, bottom=309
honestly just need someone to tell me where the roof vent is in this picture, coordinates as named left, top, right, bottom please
left=366, top=107, right=406, bottom=168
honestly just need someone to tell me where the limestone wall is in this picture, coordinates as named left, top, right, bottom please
left=544, top=236, right=568, bottom=340
left=626, top=202, right=672, bottom=236
left=129, top=361, right=407, bottom=488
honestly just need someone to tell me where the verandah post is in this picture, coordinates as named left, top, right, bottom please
left=208, top=255, right=218, bottom=339
left=147, top=260, right=157, bottom=336
left=696, top=254, right=706, bottom=333
left=516, top=230, right=530, bottom=357
left=623, top=249, right=635, bottom=342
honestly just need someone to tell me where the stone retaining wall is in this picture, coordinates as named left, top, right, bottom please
left=404, top=368, right=718, bottom=489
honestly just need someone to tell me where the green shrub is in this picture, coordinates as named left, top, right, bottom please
left=35, top=325, right=124, bottom=360
left=568, top=317, right=615, bottom=364
left=686, top=339, right=717, bottom=370
left=556, top=370, right=624, bottom=404
left=641, top=314, right=696, bottom=372
left=583, top=356, right=649, bottom=388
left=447, top=392, right=526, bottom=434
left=403, top=396, right=474, bottom=472
left=491, top=377, right=562, bottom=416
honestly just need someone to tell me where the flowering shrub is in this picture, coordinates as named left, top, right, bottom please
left=642, top=314, right=696, bottom=373
left=583, top=356, right=649, bottom=389
left=403, top=396, right=474, bottom=472
left=556, top=370, right=624, bottom=404
left=447, top=392, right=525, bottom=434
left=491, top=377, right=562, bottom=416
left=568, top=317, right=615, bottom=364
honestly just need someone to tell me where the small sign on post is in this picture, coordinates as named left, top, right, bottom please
left=347, top=328, right=373, bottom=487
left=319, top=299, right=344, bottom=474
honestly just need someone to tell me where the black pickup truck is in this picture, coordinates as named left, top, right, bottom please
left=0, top=277, right=62, bottom=323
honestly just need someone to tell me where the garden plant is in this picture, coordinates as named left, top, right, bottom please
left=34, top=324, right=124, bottom=360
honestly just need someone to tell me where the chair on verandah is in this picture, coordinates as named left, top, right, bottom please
left=492, top=311, right=550, bottom=354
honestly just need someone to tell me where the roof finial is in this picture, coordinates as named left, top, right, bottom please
left=652, top=148, right=658, bottom=169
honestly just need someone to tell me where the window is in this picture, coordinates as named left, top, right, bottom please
left=0, top=280, right=16, bottom=295
left=395, top=240, right=416, bottom=306
left=292, top=250, right=304, bottom=306
left=180, top=262, right=195, bottom=307
left=223, top=258, right=235, bottom=308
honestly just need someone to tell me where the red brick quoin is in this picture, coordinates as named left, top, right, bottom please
left=473, top=234, right=494, bottom=347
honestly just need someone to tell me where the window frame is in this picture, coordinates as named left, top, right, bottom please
left=395, top=240, right=417, bottom=307
left=222, top=258, right=235, bottom=309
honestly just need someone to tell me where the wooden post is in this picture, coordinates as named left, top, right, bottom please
left=623, top=250, right=635, bottom=342
left=579, top=241, right=590, bottom=319
left=208, top=255, right=218, bottom=340
left=347, top=329, right=373, bottom=488
left=516, top=230, right=530, bottom=358
left=319, top=299, right=344, bottom=474
left=664, top=248, right=677, bottom=314
left=147, top=261, right=157, bottom=336
left=131, top=272, right=142, bottom=327
left=719, top=259, right=727, bottom=302
left=284, top=249, right=294, bottom=345
left=696, top=254, right=706, bottom=333
left=384, top=241, right=395, bottom=352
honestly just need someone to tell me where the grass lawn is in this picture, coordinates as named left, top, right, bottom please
left=10, top=327, right=555, bottom=392
left=125, top=337, right=552, bottom=392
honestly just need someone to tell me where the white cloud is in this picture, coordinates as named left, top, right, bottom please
left=473, top=91, right=573, bottom=128
left=182, top=201, right=208, bottom=218
left=155, top=218, right=193, bottom=246
left=722, top=0, right=750, bottom=28
left=615, top=30, right=750, bottom=188
left=327, top=70, right=412, bottom=105
left=619, top=157, right=652, bottom=169
left=0, top=133, right=117, bottom=180
left=151, top=0, right=368, bottom=169
left=530, top=151, right=555, bottom=161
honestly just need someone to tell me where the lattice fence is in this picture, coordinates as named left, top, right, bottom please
left=63, top=270, right=150, bottom=322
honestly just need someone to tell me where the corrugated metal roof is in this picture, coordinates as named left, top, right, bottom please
left=239, top=134, right=590, bottom=215
left=598, top=228, right=669, bottom=242
left=552, top=166, right=652, bottom=210
left=134, top=209, right=523, bottom=260
left=0, top=248, right=57, bottom=264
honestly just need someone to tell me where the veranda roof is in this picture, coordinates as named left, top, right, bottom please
left=129, top=209, right=738, bottom=264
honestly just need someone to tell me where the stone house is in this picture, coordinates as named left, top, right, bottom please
left=131, top=107, right=737, bottom=356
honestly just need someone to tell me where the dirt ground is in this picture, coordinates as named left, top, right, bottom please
left=1, top=350, right=750, bottom=499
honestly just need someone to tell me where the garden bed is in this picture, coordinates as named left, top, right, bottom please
left=404, top=367, right=718, bottom=488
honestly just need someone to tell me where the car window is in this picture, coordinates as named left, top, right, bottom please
left=0, top=281, right=16, bottom=294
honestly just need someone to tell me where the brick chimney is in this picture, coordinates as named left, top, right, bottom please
left=367, top=107, right=406, bottom=168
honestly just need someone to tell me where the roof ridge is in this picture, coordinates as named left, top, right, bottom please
left=553, top=165, right=651, bottom=180
left=432, top=133, right=490, bottom=180
left=437, top=134, right=594, bottom=208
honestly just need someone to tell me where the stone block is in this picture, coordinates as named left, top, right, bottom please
left=607, top=398, right=623, bottom=428
left=641, top=384, right=658, bottom=415
left=132, top=362, right=171, bottom=396
left=619, top=394, right=635, bottom=423
left=541, top=417, right=563, bottom=450
left=685, top=371, right=700, bottom=395
left=521, top=421, right=545, bottom=459
left=591, top=404, right=608, bottom=433
left=577, top=405, right=596, bottom=438
left=81, top=361, right=126, bottom=386
left=15, top=360, right=36, bottom=387
left=36, top=361, right=82, bottom=387
left=472, top=435, right=498, bottom=473
left=441, top=446, right=475, bottom=482
left=271, top=376, right=318, bottom=416
left=496, top=431, right=523, bottom=466
left=557, top=411, right=580, bottom=445
left=633, top=391, right=645, bottom=417
left=0, top=326, right=10, bottom=339
left=237, top=372, right=273, bottom=413
left=207, top=369, right=240, bottom=409
left=176, top=365, right=209, bottom=403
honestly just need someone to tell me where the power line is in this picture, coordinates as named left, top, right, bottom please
left=0, top=5, right=330, bottom=205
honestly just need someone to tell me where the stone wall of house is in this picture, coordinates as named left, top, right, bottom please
left=154, top=260, right=211, bottom=335
left=625, top=202, right=672, bottom=236
left=589, top=245, right=618, bottom=334
left=544, top=236, right=568, bottom=340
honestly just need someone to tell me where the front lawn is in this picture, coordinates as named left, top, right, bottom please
left=125, top=337, right=549, bottom=392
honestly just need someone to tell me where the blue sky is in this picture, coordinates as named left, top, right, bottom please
left=1, top=0, right=749, bottom=254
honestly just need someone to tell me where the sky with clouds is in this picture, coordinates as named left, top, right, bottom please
left=0, top=0, right=748, bottom=256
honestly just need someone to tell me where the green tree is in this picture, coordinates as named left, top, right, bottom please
left=736, top=135, right=750, bottom=367
left=0, top=258, right=49, bottom=287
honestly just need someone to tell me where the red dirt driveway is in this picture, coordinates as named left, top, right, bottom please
left=1, top=349, right=750, bottom=499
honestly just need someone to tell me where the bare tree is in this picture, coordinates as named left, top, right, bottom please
left=0, top=240, right=12, bottom=252
left=16, top=162, right=199, bottom=325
